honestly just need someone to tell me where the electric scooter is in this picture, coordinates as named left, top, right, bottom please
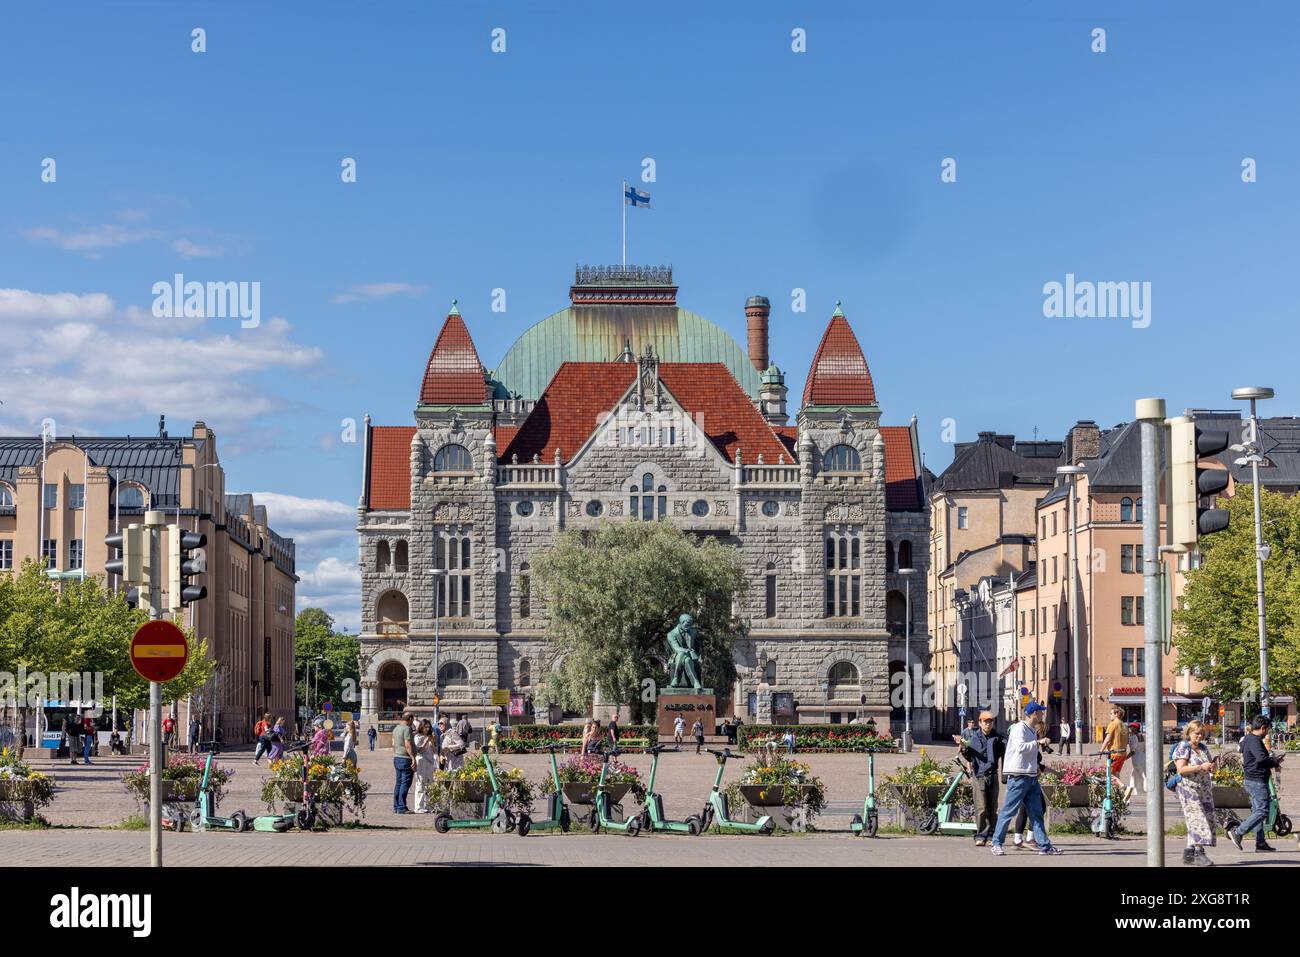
left=919, top=762, right=978, bottom=836
left=252, top=741, right=316, bottom=832
left=1222, top=769, right=1293, bottom=839
left=589, top=749, right=641, bottom=836
left=1091, top=750, right=1120, bottom=839
left=848, top=746, right=881, bottom=837
left=698, top=748, right=774, bottom=835
left=433, top=749, right=516, bottom=834
left=516, top=745, right=570, bottom=836
left=637, top=746, right=702, bottom=835
left=190, top=747, right=251, bottom=832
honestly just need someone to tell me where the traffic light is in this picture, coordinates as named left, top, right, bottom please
left=1169, top=416, right=1232, bottom=548
left=168, top=525, right=208, bottom=611
left=104, top=524, right=144, bottom=583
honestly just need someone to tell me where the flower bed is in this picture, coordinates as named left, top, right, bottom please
left=428, top=754, right=533, bottom=812
left=261, top=753, right=368, bottom=819
left=722, top=754, right=827, bottom=824
left=882, top=752, right=971, bottom=829
left=122, top=753, right=231, bottom=810
left=0, top=748, right=56, bottom=821
left=537, top=753, right=646, bottom=804
left=497, top=725, right=657, bottom=753
left=1040, top=759, right=1132, bottom=825
left=736, top=724, right=895, bottom=753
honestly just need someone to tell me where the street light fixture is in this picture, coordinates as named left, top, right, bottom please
left=898, top=567, right=916, bottom=752
left=1231, top=386, right=1275, bottom=718
left=1057, top=463, right=1087, bottom=748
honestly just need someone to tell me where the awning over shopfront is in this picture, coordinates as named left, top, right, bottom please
left=1109, top=694, right=1196, bottom=705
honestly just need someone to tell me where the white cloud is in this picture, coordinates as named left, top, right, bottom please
left=297, top=557, right=362, bottom=631
left=250, top=491, right=356, bottom=560
left=172, top=238, right=224, bottom=258
left=24, top=224, right=157, bottom=252
left=331, top=282, right=428, bottom=304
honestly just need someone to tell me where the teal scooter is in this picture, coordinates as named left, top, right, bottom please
left=190, top=748, right=251, bottom=832
left=848, top=747, right=881, bottom=837
left=1092, top=750, right=1121, bottom=839
left=699, top=748, right=774, bottom=835
left=434, top=749, right=516, bottom=833
left=516, top=745, right=570, bottom=836
left=919, top=763, right=978, bottom=836
left=638, top=746, right=702, bottom=835
left=589, top=749, right=641, bottom=836
left=1222, top=768, right=1293, bottom=839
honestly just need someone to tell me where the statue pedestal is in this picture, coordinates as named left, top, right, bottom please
left=657, top=691, right=716, bottom=737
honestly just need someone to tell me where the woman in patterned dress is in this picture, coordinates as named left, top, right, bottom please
left=1172, top=719, right=1218, bottom=866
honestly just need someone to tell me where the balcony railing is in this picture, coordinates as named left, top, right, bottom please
left=377, top=620, right=409, bottom=637
left=741, top=464, right=800, bottom=486
left=496, top=464, right=560, bottom=487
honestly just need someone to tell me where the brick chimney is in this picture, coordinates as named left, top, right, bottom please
left=1068, top=420, right=1101, bottom=464
left=745, top=295, right=770, bottom=372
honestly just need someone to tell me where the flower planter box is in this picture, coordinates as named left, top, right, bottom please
left=1040, top=784, right=1090, bottom=808
left=0, top=782, right=36, bottom=822
left=738, top=784, right=815, bottom=808
left=1212, top=786, right=1251, bottom=810
left=561, top=782, right=632, bottom=806
left=882, top=783, right=949, bottom=808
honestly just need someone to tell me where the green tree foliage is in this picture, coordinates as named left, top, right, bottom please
left=294, top=607, right=360, bottom=712
left=532, top=521, right=745, bottom=722
left=1174, top=486, right=1300, bottom=707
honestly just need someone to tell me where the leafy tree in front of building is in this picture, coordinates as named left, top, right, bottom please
left=294, top=607, right=360, bottom=714
left=532, top=521, right=744, bottom=723
left=1174, top=486, right=1300, bottom=710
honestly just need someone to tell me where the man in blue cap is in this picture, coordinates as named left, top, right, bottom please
left=955, top=710, right=1005, bottom=846
left=989, top=701, right=1061, bottom=856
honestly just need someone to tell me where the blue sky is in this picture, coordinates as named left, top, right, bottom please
left=3, top=1, right=1297, bottom=627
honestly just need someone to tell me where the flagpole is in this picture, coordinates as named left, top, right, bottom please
left=621, top=180, right=627, bottom=268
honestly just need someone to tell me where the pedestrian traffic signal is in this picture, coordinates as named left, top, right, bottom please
left=104, top=524, right=145, bottom=585
left=1169, top=416, right=1231, bottom=549
left=167, top=525, right=208, bottom=611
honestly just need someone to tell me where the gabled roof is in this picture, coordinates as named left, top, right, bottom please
left=1083, top=422, right=1142, bottom=489
left=419, top=309, right=489, bottom=406
left=933, top=431, right=1065, bottom=493
left=499, top=361, right=791, bottom=466
left=802, top=312, right=876, bottom=407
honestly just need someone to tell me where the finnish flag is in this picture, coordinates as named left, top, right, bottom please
left=624, top=185, right=651, bottom=207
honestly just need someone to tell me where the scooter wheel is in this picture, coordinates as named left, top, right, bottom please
left=760, top=819, right=776, bottom=836
left=626, top=816, right=641, bottom=837
left=189, top=808, right=203, bottom=831
left=850, top=813, right=863, bottom=835
left=639, top=809, right=652, bottom=832
left=587, top=811, right=600, bottom=833
left=919, top=812, right=940, bottom=835
left=865, top=814, right=879, bottom=838
left=699, top=806, right=714, bottom=834
left=230, top=811, right=248, bottom=833
left=433, top=813, right=451, bottom=834
left=1103, top=815, right=1116, bottom=840
left=516, top=814, right=531, bottom=837
left=491, top=811, right=511, bottom=833
left=686, top=816, right=701, bottom=836
left=559, top=807, right=571, bottom=833
left=1275, top=814, right=1293, bottom=837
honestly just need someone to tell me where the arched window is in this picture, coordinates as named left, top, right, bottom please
left=433, top=444, right=473, bottom=472
left=376, top=590, right=409, bottom=635
left=1120, top=497, right=1133, bottom=522
left=376, top=541, right=391, bottom=573
left=642, top=472, right=654, bottom=492
left=0, top=485, right=13, bottom=508
left=118, top=485, right=145, bottom=509
left=519, top=562, right=531, bottom=618
left=518, top=659, right=531, bottom=688
left=394, top=540, right=408, bottom=572
left=763, top=660, right=777, bottom=684
left=823, top=444, right=861, bottom=472
left=438, top=662, right=469, bottom=688
left=885, top=540, right=895, bottom=573
left=1135, top=497, right=1143, bottom=523
left=828, top=661, right=860, bottom=694
left=886, top=590, right=907, bottom=636
left=764, top=562, right=777, bottom=619
left=897, top=539, right=913, bottom=570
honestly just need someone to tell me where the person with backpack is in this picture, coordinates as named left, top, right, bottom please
left=1170, top=720, right=1218, bottom=866
left=252, top=713, right=272, bottom=764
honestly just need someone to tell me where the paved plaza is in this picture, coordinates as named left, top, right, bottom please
left=6, top=742, right=1297, bottom=866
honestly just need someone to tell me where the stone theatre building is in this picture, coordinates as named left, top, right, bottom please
left=356, top=266, right=929, bottom=733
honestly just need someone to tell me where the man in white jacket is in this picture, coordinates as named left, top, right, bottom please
left=990, top=702, right=1062, bottom=856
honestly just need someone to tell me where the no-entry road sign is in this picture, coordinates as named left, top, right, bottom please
left=130, top=620, right=188, bottom=682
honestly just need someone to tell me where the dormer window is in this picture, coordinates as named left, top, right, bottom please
left=433, top=444, right=473, bottom=472
left=823, top=444, right=861, bottom=472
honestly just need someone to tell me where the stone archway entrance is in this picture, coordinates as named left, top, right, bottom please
left=378, top=661, right=408, bottom=718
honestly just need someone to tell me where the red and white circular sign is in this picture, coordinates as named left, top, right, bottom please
left=130, top=620, right=189, bottom=682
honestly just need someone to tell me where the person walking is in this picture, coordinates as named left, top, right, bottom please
left=82, top=715, right=96, bottom=764
left=607, top=710, right=620, bottom=753
left=1171, top=719, right=1217, bottom=866
left=782, top=729, right=796, bottom=755
left=956, top=711, right=1005, bottom=846
left=266, top=717, right=287, bottom=762
left=440, top=716, right=465, bottom=772
left=455, top=714, right=472, bottom=748
left=1010, top=715, right=1052, bottom=848
left=1100, top=706, right=1130, bottom=778
left=342, top=720, right=359, bottom=767
left=391, top=711, right=416, bottom=814
left=252, top=713, right=272, bottom=764
left=63, top=713, right=80, bottom=765
left=692, top=718, right=705, bottom=754
left=1227, top=715, right=1285, bottom=853
left=412, top=719, right=439, bottom=813
left=674, top=714, right=686, bottom=746
left=366, top=724, right=377, bottom=752
left=990, top=702, right=1061, bottom=856
left=1058, top=719, right=1072, bottom=756
left=1124, top=721, right=1146, bottom=801
left=310, top=721, right=332, bottom=757
left=162, top=713, right=176, bottom=752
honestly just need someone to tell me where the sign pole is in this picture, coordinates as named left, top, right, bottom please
left=144, top=509, right=166, bottom=868
left=1136, top=400, right=1165, bottom=868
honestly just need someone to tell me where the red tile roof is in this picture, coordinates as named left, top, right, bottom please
left=881, top=425, right=920, bottom=510
left=802, top=314, right=877, bottom=407
left=500, top=362, right=791, bottom=465
left=419, top=312, right=489, bottom=405
left=368, top=426, right=415, bottom=510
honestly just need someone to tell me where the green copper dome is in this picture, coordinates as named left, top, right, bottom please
left=491, top=305, right=763, bottom=401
